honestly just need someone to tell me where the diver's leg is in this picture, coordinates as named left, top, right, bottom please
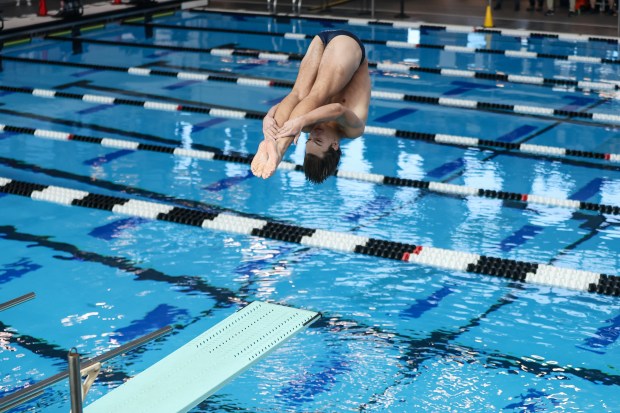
left=252, top=36, right=326, bottom=178
left=256, top=36, right=363, bottom=178
left=286, top=35, right=362, bottom=121
left=273, top=35, right=325, bottom=126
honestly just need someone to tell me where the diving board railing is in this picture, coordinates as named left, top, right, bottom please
left=267, top=0, right=303, bottom=14
left=0, top=326, right=172, bottom=413
left=0, top=292, right=35, bottom=312
left=84, top=301, right=320, bottom=413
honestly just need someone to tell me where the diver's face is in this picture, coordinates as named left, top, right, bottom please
left=305, top=124, right=339, bottom=157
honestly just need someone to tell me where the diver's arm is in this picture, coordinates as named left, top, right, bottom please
left=262, top=104, right=280, bottom=140
left=275, top=103, right=364, bottom=142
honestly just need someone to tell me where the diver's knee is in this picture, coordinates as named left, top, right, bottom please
left=291, top=86, right=311, bottom=101
left=305, top=89, right=330, bottom=105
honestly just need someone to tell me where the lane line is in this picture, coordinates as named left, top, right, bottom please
left=5, top=122, right=620, bottom=216
left=124, top=20, right=620, bottom=68
left=0, top=176, right=617, bottom=296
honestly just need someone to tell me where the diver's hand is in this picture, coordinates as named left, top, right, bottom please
left=262, top=114, right=278, bottom=141
left=275, top=117, right=303, bottom=144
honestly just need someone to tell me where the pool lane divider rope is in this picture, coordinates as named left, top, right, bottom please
left=0, top=55, right=292, bottom=88
left=124, top=21, right=620, bottom=67
left=37, top=38, right=620, bottom=125
left=0, top=176, right=617, bottom=296
left=3, top=74, right=620, bottom=128
left=3, top=83, right=620, bottom=165
left=0, top=84, right=265, bottom=119
left=3, top=123, right=620, bottom=216
left=365, top=124, right=620, bottom=165
left=6, top=45, right=615, bottom=94
left=371, top=89, right=620, bottom=124
left=44, top=34, right=620, bottom=97
left=191, top=8, right=620, bottom=45
left=2, top=59, right=618, bottom=167
left=0, top=60, right=618, bottom=168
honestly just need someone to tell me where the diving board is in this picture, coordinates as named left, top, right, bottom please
left=84, top=301, right=320, bottom=413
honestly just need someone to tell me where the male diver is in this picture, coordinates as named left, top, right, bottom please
left=250, top=30, right=371, bottom=184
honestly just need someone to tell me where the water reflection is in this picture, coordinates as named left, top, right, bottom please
left=337, top=136, right=374, bottom=203
left=173, top=120, right=195, bottom=175
left=528, top=162, right=574, bottom=226
left=397, top=145, right=424, bottom=180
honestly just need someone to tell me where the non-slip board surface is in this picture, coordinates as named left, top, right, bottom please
left=85, top=301, right=320, bottom=413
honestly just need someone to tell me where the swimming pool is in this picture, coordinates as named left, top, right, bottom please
left=0, top=5, right=619, bottom=412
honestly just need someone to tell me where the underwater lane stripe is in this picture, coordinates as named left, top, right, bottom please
left=0, top=176, right=617, bottom=382
left=38, top=36, right=620, bottom=93
left=0, top=319, right=82, bottom=364
left=7, top=123, right=620, bottom=216
left=124, top=21, right=620, bottom=67
left=189, top=8, right=620, bottom=45
left=0, top=177, right=618, bottom=296
left=4, top=225, right=615, bottom=393
left=0, top=224, right=238, bottom=305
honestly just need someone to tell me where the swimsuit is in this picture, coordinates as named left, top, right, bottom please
left=317, top=30, right=366, bottom=66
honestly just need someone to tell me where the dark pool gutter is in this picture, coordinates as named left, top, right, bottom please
left=0, top=0, right=198, bottom=45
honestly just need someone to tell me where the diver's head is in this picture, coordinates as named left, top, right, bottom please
left=303, top=123, right=342, bottom=184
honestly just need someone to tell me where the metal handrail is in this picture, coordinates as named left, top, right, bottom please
left=68, top=349, right=83, bottom=413
left=267, top=0, right=276, bottom=13
left=268, top=0, right=302, bottom=16
left=0, top=292, right=35, bottom=312
left=0, top=326, right=172, bottom=412
left=292, top=0, right=302, bottom=14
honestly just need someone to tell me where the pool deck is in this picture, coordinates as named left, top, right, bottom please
left=1, top=0, right=619, bottom=39
left=0, top=0, right=190, bottom=34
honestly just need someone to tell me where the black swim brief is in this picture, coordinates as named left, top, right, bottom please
left=316, top=30, right=366, bottom=66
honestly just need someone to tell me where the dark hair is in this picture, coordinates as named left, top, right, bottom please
left=303, top=146, right=342, bottom=184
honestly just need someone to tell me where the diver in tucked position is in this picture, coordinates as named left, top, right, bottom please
left=250, top=30, right=371, bottom=184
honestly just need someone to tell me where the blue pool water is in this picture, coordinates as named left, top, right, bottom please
left=0, top=7, right=620, bottom=412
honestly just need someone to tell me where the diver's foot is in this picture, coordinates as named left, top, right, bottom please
left=261, top=138, right=282, bottom=179
left=250, top=141, right=269, bottom=178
